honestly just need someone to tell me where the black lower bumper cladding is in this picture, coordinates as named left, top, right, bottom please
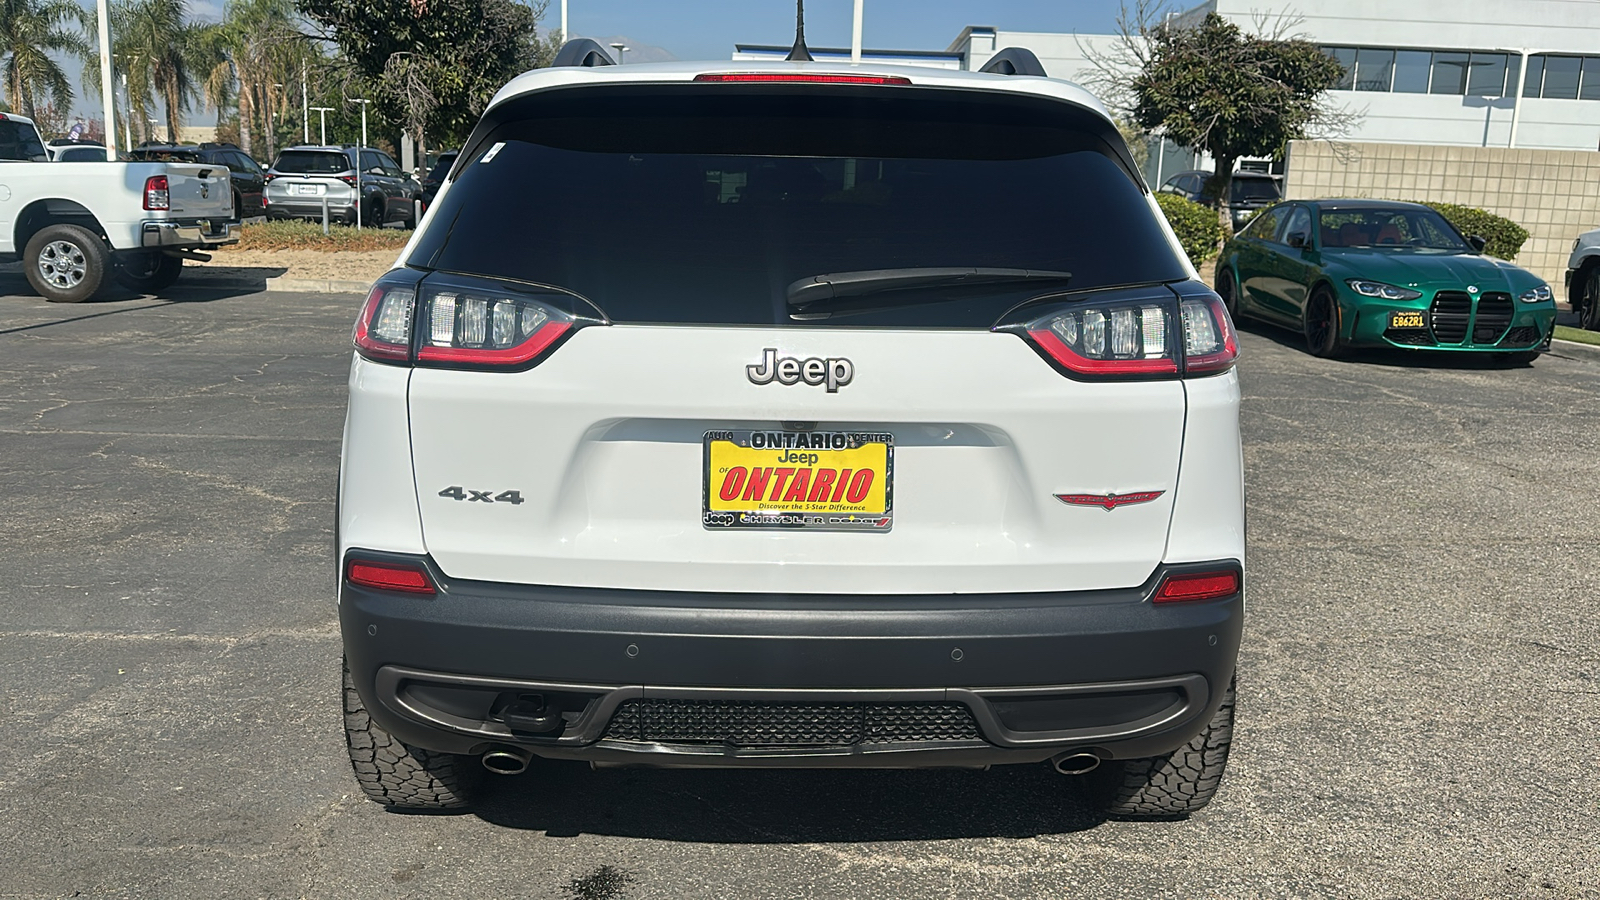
left=340, top=551, right=1243, bottom=765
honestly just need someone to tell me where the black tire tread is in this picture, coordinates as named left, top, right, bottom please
left=24, top=223, right=107, bottom=303
left=342, top=659, right=477, bottom=809
left=1582, top=269, right=1600, bottom=332
left=1096, top=677, right=1235, bottom=819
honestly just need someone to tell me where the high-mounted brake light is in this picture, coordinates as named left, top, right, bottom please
left=143, top=175, right=170, bottom=210
left=694, top=73, right=912, bottom=85
left=346, top=560, right=436, bottom=595
left=1153, top=570, right=1240, bottom=603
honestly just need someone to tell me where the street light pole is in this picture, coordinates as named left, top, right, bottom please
left=310, top=107, right=333, bottom=146
left=96, top=0, right=117, bottom=159
left=302, top=60, right=309, bottom=144
left=352, top=99, right=370, bottom=231
left=561, top=0, right=567, bottom=39
left=851, top=0, right=864, bottom=64
left=610, top=42, right=628, bottom=64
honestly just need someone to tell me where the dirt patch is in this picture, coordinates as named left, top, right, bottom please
left=194, top=248, right=398, bottom=284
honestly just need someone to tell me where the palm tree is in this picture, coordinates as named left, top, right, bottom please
left=222, top=0, right=308, bottom=158
left=0, top=0, right=91, bottom=122
left=114, top=0, right=200, bottom=143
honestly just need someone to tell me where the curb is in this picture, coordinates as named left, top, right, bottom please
left=263, top=276, right=372, bottom=294
left=1550, top=338, right=1600, bottom=359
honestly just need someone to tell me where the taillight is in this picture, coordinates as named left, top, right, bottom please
left=339, top=174, right=357, bottom=187
left=1152, top=569, right=1240, bottom=603
left=694, top=73, right=912, bottom=85
left=352, top=273, right=601, bottom=370
left=144, top=175, right=169, bottom=210
left=1011, top=287, right=1237, bottom=380
left=345, top=559, right=436, bottom=595
left=353, top=284, right=416, bottom=362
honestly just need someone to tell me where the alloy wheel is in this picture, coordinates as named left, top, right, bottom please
left=38, top=240, right=88, bottom=290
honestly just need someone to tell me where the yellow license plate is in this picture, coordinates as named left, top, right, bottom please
left=1389, top=311, right=1426, bottom=329
left=703, top=430, right=893, bottom=531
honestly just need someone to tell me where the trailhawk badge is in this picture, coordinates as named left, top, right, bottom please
left=746, top=348, right=854, bottom=392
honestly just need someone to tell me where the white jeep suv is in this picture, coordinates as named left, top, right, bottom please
left=337, top=43, right=1245, bottom=819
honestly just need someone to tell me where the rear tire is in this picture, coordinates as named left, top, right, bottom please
left=362, top=198, right=384, bottom=229
left=1304, top=287, right=1344, bottom=358
left=24, top=224, right=108, bottom=303
left=1090, top=676, right=1236, bottom=820
left=113, top=252, right=183, bottom=293
left=342, top=657, right=479, bottom=810
left=1215, top=266, right=1241, bottom=321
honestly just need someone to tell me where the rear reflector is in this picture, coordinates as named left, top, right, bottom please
left=346, top=560, right=436, bottom=595
left=694, top=73, right=912, bottom=85
left=1153, top=570, right=1240, bottom=603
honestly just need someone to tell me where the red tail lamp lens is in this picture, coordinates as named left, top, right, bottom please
left=143, top=175, right=170, bottom=210
left=694, top=73, right=912, bottom=85
left=353, top=285, right=416, bottom=362
left=346, top=560, right=436, bottom=595
left=1153, top=571, right=1240, bottom=603
left=1023, top=302, right=1181, bottom=378
left=1179, top=294, right=1239, bottom=375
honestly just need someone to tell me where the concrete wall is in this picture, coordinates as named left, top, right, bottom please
left=1284, top=139, right=1600, bottom=288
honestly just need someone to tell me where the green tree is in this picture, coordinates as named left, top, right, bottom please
left=296, top=0, right=554, bottom=158
left=0, top=0, right=90, bottom=121
left=1130, top=12, right=1342, bottom=233
left=114, top=0, right=204, bottom=143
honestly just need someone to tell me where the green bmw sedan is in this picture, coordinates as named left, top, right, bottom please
left=1214, top=200, right=1556, bottom=360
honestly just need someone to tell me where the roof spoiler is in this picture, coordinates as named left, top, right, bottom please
left=979, top=48, right=1047, bottom=77
left=552, top=38, right=617, bottom=68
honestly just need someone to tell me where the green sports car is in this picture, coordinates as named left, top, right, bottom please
left=1214, top=200, right=1557, bottom=360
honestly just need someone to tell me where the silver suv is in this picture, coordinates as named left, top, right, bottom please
left=337, top=41, right=1245, bottom=819
left=265, top=145, right=418, bottom=228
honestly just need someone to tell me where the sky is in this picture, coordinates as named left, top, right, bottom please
left=53, top=0, right=1133, bottom=127
left=550, top=0, right=1126, bottom=61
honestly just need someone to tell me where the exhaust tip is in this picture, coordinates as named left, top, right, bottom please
left=481, top=745, right=533, bottom=776
left=1051, top=751, right=1102, bottom=775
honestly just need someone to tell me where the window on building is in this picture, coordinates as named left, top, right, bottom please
left=1430, top=52, right=1470, bottom=94
left=1542, top=55, right=1582, bottom=99
left=1328, top=47, right=1356, bottom=91
left=1393, top=50, right=1432, bottom=93
left=1466, top=53, right=1509, bottom=97
left=1355, top=49, right=1395, bottom=91
left=1523, top=56, right=1545, bottom=97
left=1582, top=57, right=1600, bottom=101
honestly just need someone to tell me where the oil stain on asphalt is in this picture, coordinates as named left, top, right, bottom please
left=566, top=865, right=633, bottom=900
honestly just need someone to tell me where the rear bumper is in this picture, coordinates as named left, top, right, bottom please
left=339, top=553, right=1244, bottom=766
left=139, top=219, right=240, bottom=249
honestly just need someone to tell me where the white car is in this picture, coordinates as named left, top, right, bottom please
left=1569, top=227, right=1600, bottom=330
left=0, top=113, right=238, bottom=301
left=337, top=40, right=1245, bottom=819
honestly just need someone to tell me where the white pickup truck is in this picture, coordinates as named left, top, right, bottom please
left=0, top=112, right=239, bottom=302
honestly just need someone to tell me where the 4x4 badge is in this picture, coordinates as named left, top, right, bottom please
left=746, top=348, right=854, bottom=392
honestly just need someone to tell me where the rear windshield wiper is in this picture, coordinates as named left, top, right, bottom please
left=785, top=267, right=1073, bottom=320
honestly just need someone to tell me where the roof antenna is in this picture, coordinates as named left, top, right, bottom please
left=786, top=0, right=813, bottom=61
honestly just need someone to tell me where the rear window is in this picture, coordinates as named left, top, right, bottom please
left=273, top=150, right=350, bottom=174
left=1230, top=178, right=1280, bottom=202
left=131, top=147, right=201, bottom=162
left=0, top=120, right=48, bottom=161
left=410, top=86, right=1185, bottom=328
left=59, top=146, right=106, bottom=162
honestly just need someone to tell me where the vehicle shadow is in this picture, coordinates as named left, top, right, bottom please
left=0, top=265, right=287, bottom=306
left=469, top=758, right=1108, bottom=842
left=1235, top=316, right=1538, bottom=370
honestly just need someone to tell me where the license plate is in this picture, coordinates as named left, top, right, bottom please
left=1389, top=311, right=1426, bottom=329
left=295, top=184, right=319, bottom=195
left=703, top=430, right=893, bottom=531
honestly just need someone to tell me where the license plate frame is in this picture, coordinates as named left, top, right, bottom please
left=1389, top=310, right=1427, bottom=329
left=702, top=429, right=894, bottom=532
left=295, top=184, right=320, bottom=196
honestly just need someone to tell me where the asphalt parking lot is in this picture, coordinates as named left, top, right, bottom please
left=1, top=277, right=1597, bottom=899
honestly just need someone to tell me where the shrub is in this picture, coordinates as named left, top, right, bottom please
left=1154, top=192, right=1224, bottom=267
left=1420, top=202, right=1529, bottom=261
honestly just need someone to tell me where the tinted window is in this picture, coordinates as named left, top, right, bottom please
left=273, top=150, right=350, bottom=174
left=1328, top=47, right=1356, bottom=90
left=1393, top=51, right=1432, bottom=93
left=1467, top=52, right=1508, bottom=96
left=1230, top=178, right=1280, bottom=202
left=1582, top=57, right=1600, bottom=101
left=0, top=120, right=49, bottom=161
left=413, top=87, right=1181, bottom=328
left=228, top=151, right=259, bottom=173
left=1431, top=52, right=1469, bottom=94
left=1280, top=207, right=1311, bottom=244
left=1355, top=49, right=1394, bottom=91
left=376, top=151, right=401, bottom=174
left=58, top=146, right=106, bottom=162
left=1542, top=55, right=1581, bottom=99
left=1242, top=206, right=1288, bottom=240
left=1317, top=208, right=1467, bottom=251
left=427, top=153, right=459, bottom=182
